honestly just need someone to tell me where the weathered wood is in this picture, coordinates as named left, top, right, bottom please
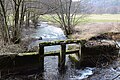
left=58, top=53, right=60, bottom=67
left=38, top=39, right=86, bottom=72
left=39, top=44, right=44, bottom=72
left=39, top=39, right=86, bottom=46
left=0, top=71, right=2, bottom=78
left=69, top=40, right=119, bottom=67
left=44, top=50, right=79, bottom=56
left=66, top=50, right=79, bottom=55
left=58, top=43, right=66, bottom=69
left=78, top=43, right=81, bottom=60
left=0, top=39, right=85, bottom=75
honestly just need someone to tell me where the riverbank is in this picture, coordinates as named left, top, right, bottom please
left=0, top=22, right=120, bottom=80
left=0, top=22, right=120, bottom=54
left=71, top=22, right=120, bottom=40
left=70, top=22, right=120, bottom=80
left=0, top=27, right=38, bottom=54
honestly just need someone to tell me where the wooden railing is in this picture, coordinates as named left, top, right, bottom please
left=38, top=39, right=86, bottom=71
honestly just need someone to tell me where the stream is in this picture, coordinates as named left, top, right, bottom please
left=27, top=22, right=95, bottom=80
left=9, top=22, right=120, bottom=80
left=28, top=22, right=66, bottom=52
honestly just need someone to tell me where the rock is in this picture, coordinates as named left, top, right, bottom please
left=69, top=40, right=119, bottom=67
left=27, top=46, right=38, bottom=52
left=82, top=40, right=119, bottom=55
left=89, top=33, right=112, bottom=40
left=38, top=37, right=42, bottom=40
left=89, top=32, right=120, bottom=41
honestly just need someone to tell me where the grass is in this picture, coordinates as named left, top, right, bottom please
left=7, top=14, right=120, bottom=26
left=40, top=14, right=120, bottom=24
left=86, top=14, right=120, bottom=23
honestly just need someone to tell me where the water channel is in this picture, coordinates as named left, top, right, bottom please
left=27, top=22, right=95, bottom=80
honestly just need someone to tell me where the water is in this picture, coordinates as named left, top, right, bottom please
left=29, top=22, right=66, bottom=52
left=43, top=56, right=95, bottom=80
left=27, top=22, right=95, bottom=80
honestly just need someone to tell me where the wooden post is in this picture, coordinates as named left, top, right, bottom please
left=0, top=71, right=1, bottom=78
left=80, top=43, right=84, bottom=61
left=78, top=43, right=81, bottom=60
left=58, top=53, right=60, bottom=67
left=39, top=44, right=44, bottom=72
left=58, top=43, right=66, bottom=69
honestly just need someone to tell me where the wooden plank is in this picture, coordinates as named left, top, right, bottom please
left=44, top=50, right=79, bottom=56
left=66, top=50, right=79, bottom=55
left=58, top=53, right=60, bottom=67
left=39, top=39, right=86, bottom=46
left=58, top=43, right=66, bottom=69
left=44, top=52, right=59, bottom=56
left=76, top=43, right=81, bottom=61
left=38, top=39, right=85, bottom=72
left=39, top=44, right=44, bottom=72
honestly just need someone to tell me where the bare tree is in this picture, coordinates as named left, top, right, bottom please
left=25, top=0, right=54, bottom=28
left=0, top=0, right=26, bottom=44
left=41, top=0, right=89, bottom=36
left=0, top=0, right=11, bottom=43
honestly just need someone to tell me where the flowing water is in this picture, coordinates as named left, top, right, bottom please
left=27, top=22, right=95, bottom=80
left=29, top=22, right=66, bottom=52
left=4, top=22, right=120, bottom=80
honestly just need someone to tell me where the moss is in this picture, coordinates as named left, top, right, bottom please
left=45, top=50, right=60, bottom=54
left=18, top=50, right=61, bottom=56
left=69, top=54, right=80, bottom=63
left=39, top=39, right=86, bottom=46
left=18, top=52, right=38, bottom=56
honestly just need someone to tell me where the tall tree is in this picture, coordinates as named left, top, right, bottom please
left=0, top=0, right=26, bottom=44
left=41, top=0, right=88, bottom=36
left=0, top=0, right=10, bottom=43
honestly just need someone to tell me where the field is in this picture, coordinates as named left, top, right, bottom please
left=40, top=14, right=120, bottom=24
left=86, top=14, right=120, bottom=22
left=67, top=14, right=120, bottom=39
left=7, top=14, right=120, bottom=25
left=40, top=14, right=120, bottom=39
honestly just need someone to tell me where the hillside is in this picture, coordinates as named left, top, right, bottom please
left=89, top=0, right=120, bottom=14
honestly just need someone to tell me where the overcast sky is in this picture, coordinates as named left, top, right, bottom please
left=72, top=0, right=79, bottom=2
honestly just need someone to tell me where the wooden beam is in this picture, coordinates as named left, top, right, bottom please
left=38, top=39, right=86, bottom=72
left=66, top=50, right=79, bottom=55
left=39, top=39, right=86, bottom=46
left=58, top=43, right=66, bottom=69
left=39, top=44, right=44, bottom=72
left=44, top=50, right=79, bottom=56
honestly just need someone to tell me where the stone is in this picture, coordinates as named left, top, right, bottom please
left=82, top=40, right=119, bottom=56
left=89, top=32, right=120, bottom=41
left=69, top=40, right=119, bottom=67
left=38, top=37, right=42, bottom=40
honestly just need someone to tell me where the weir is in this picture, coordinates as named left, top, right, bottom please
left=0, top=39, right=86, bottom=77
left=0, top=39, right=119, bottom=78
left=38, top=39, right=86, bottom=71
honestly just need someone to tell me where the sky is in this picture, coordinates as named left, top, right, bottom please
left=72, top=0, right=80, bottom=2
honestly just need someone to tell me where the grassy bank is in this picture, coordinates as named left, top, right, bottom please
left=86, top=14, right=120, bottom=23
left=40, top=14, right=120, bottom=24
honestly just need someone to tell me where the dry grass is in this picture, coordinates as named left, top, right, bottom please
left=72, top=22, right=120, bottom=40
